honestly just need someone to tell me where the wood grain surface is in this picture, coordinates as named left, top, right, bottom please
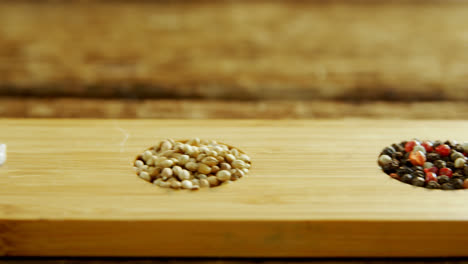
left=2, top=97, right=468, bottom=119
left=2, top=119, right=468, bottom=257
left=1, top=1, right=468, bottom=100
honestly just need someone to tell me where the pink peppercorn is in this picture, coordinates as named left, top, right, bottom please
left=435, top=144, right=451, bottom=157
left=425, top=172, right=438, bottom=183
left=439, top=167, right=453, bottom=178
left=424, top=167, right=438, bottom=174
left=409, top=150, right=426, bottom=166
left=421, top=141, right=433, bottom=152
left=405, top=140, right=420, bottom=153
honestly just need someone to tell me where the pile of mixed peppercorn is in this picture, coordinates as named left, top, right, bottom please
left=378, top=140, right=468, bottom=190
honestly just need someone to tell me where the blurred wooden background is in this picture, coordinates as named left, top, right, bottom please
left=2, top=1, right=468, bottom=263
left=1, top=0, right=468, bottom=119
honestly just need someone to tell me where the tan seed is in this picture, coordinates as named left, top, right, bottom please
left=198, top=163, right=212, bottom=174
left=161, top=168, right=173, bottom=178
left=178, top=155, right=190, bottom=165
left=181, top=180, right=193, bottom=189
left=185, top=161, right=199, bottom=171
left=207, top=176, right=219, bottom=186
left=135, top=160, right=144, bottom=167
left=178, top=169, right=191, bottom=181
left=160, top=159, right=174, bottom=168
left=211, top=165, right=220, bottom=174
left=225, top=154, right=236, bottom=163
left=202, top=156, right=218, bottom=166
left=171, top=181, right=182, bottom=189
left=216, top=170, right=231, bottom=182
left=220, top=162, right=231, bottom=170
left=200, top=179, right=210, bottom=187
left=239, top=154, right=251, bottom=163
left=232, top=160, right=246, bottom=169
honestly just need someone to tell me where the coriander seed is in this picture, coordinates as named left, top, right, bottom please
left=217, top=170, right=231, bottom=182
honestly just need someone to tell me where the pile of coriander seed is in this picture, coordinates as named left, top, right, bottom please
left=378, top=139, right=468, bottom=190
left=134, top=138, right=251, bottom=190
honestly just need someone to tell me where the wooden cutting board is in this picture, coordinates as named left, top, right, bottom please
left=2, top=119, right=468, bottom=257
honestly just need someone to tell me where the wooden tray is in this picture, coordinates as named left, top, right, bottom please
left=2, top=119, right=468, bottom=257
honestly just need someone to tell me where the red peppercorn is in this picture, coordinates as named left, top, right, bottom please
left=424, top=167, right=438, bottom=174
left=421, top=141, right=433, bottom=152
left=389, top=173, right=400, bottom=180
left=409, top=150, right=426, bottom=166
left=439, top=167, right=453, bottom=178
left=435, top=144, right=451, bottom=157
left=425, top=172, right=438, bottom=183
left=405, top=140, right=420, bottom=153
left=463, top=179, right=468, bottom=189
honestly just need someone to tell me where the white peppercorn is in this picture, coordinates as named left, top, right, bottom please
left=378, top=155, right=392, bottom=166
left=181, top=180, right=193, bottom=189
left=217, top=170, right=231, bottom=182
left=423, top=162, right=434, bottom=169
left=455, top=158, right=466, bottom=168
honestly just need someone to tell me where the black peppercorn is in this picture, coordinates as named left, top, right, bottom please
left=442, top=156, right=451, bottom=162
left=441, top=183, right=454, bottom=190
left=414, top=166, right=424, bottom=171
left=392, top=152, right=404, bottom=160
left=451, top=151, right=465, bottom=161
left=452, top=172, right=464, bottom=179
left=381, top=147, right=396, bottom=156
left=392, top=143, right=404, bottom=153
left=413, top=170, right=424, bottom=178
left=464, top=165, right=468, bottom=176
left=401, top=174, right=413, bottom=183
left=411, top=177, right=425, bottom=187
left=434, top=160, right=446, bottom=169
left=438, top=175, right=450, bottom=185
left=452, top=178, right=464, bottom=189
left=454, top=145, right=465, bottom=154
left=446, top=161, right=455, bottom=169
left=427, top=181, right=441, bottom=189
left=427, top=153, right=441, bottom=162
left=433, top=141, right=442, bottom=148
